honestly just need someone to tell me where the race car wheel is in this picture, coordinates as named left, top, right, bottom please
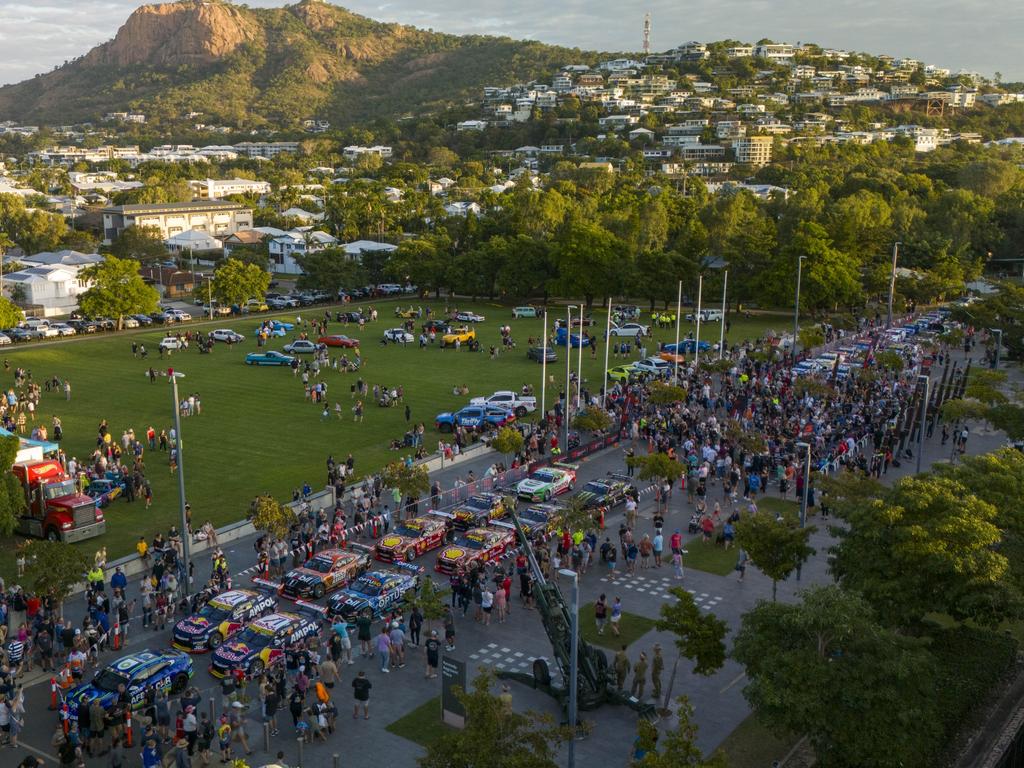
left=171, top=673, right=189, bottom=694
left=208, top=632, right=223, bottom=650
left=405, top=549, right=416, bottom=563
left=313, top=583, right=326, bottom=599
left=250, top=659, right=265, bottom=676
left=515, top=406, right=527, bottom=418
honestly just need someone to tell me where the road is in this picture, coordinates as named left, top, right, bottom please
left=12, top=349, right=1013, bottom=768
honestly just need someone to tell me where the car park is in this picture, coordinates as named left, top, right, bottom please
left=435, top=405, right=515, bottom=432
left=245, top=351, right=296, bottom=366
left=63, top=650, right=193, bottom=718
left=454, top=311, right=486, bottom=323
left=434, top=527, right=515, bottom=574
left=283, top=339, right=324, bottom=354
left=131, top=314, right=154, bottom=326
left=172, top=588, right=278, bottom=652
left=374, top=516, right=450, bottom=562
left=383, top=328, right=415, bottom=344
left=527, top=345, right=556, bottom=363
left=512, top=306, right=538, bottom=318
left=209, top=608, right=324, bottom=678
left=608, top=322, right=649, bottom=338
left=159, top=337, right=185, bottom=351
left=276, top=548, right=371, bottom=600
left=516, top=465, right=577, bottom=501
left=318, top=334, right=360, bottom=348
left=326, top=565, right=422, bottom=623
left=210, top=329, right=245, bottom=344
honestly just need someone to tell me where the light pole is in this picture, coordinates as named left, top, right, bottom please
left=719, top=270, right=728, bottom=360
left=916, top=374, right=929, bottom=475
left=168, top=369, right=192, bottom=598
left=795, top=440, right=810, bottom=582
left=576, top=304, right=584, bottom=413
left=541, top=310, right=548, bottom=420
left=694, top=275, right=703, bottom=366
left=992, top=328, right=1003, bottom=370
left=206, top=276, right=213, bottom=320
left=558, top=568, right=579, bottom=768
left=792, top=255, right=806, bottom=359
left=887, top=241, right=901, bottom=328
left=601, top=302, right=612, bottom=408
left=564, top=305, right=576, bottom=453
left=672, top=280, right=682, bottom=382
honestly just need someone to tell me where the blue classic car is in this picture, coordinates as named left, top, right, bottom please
left=245, top=351, right=296, bottom=366
left=254, top=321, right=295, bottom=338
left=326, top=565, right=422, bottom=623
left=84, top=477, right=127, bottom=507
left=661, top=339, right=712, bottom=354
left=434, top=405, right=515, bottom=433
left=63, top=650, right=193, bottom=719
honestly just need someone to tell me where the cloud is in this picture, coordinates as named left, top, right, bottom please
left=0, top=0, right=1018, bottom=88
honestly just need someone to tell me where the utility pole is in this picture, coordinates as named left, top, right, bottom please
left=887, top=241, right=900, bottom=328
left=792, top=255, right=805, bottom=359
left=168, top=369, right=192, bottom=598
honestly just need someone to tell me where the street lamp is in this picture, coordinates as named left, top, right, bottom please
left=168, top=369, right=192, bottom=598
left=558, top=568, right=579, bottom=768
left=916, top=374, right=930, bottom=475
left=887, top=241, right=901, bottom=328
left=541, top=310, right=548, bottom=419
left=795, top=440, right=811, bottom=582
left=792, top=255, right=806, bottom=359
left=564, top=305, right=576, bottom=454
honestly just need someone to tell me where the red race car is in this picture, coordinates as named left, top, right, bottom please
left=435, top=526, right=515, bottom=574
left=375, top=516, right=449, bottom=563
left=318, top=334, right=361, bottom=348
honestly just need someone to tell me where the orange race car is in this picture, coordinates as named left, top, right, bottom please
left=374, top=515, right=450, bottom=563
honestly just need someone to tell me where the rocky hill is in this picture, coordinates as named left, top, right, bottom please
left=0, top=0, right=593, bottom=128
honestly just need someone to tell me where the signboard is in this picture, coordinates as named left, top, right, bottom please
left=440, top=656, right=467, bottom=728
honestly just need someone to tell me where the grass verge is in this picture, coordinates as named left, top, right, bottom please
left=579, top=601, right=657, bottom=649
left=385, top=696, right=453, bottom=749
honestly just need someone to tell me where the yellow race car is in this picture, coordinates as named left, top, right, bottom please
left=441, top=326, right=476, bottom=347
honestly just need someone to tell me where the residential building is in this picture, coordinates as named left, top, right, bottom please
left=189, top=178, right=271, bottom=199
left=733, top=136, right=774, bottom=165
left=342, top=145, right=394, bottom=161
left=232, top=142, right=300, bottom=158
left=221, top=230, right=269, bottom=258
left=753, top=44, right=795, bottom=64
left=101, top=201, right=253, bottom=244
left=3, top=256, right=100, bottom=317
left=457, top=120, right=488, bottom=132
left=337, top=240, right=399, bottom=261
left=726, top=46, right=753, bottom=58
left=268, top=230, right=339, bottom=274
left=165, top=230, right=222, bottom=253
left=139, top=266, right=198, bottom=299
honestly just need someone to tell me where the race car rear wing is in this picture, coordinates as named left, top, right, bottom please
left=606, top=472, right=637, bottom=484
left=293, top=599, right=328, bottom=620
left=553, top=462, right=581, bottom=472
left=428, top=510, right=455, bottom=520
left=388, top=561, right=425, bottom=575
left=251, top=578, right=282, bottom=594
left=490, top=520, right=516, bottom=531
left=348, top=542, right=374, bottom=556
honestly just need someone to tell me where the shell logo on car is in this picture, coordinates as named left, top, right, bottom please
left=441, top=547, right=465, bottom=560
left=379, top=535, right=403, bottom=549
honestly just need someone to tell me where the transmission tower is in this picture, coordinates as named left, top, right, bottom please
left=642, top=13, right=651, bottom=56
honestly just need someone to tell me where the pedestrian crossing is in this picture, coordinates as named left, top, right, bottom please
left=469, top=643, right=563, bottom=683
left=598, top=573, right=723, bottom=609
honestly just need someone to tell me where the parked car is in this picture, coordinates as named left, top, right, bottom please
left=512, top=306, right=538, bottom=318
left=608, top=322, right=649, bottom=338
left=441, top=326, right=475, bottom=347
left=121, top=317, right=140, bottom=329
left=469, top=390, right=537, bottom=417
left=685, top=309, right=724, bottom=322
left=527, top=345, right=556, bottom=363
left=448, top=492, right=515, bottom=529
left=453, top=311, right=485, bottom=323
left=335, top=311, right=364, bottom=323
left=63, top=650, right=193, bottom=719
left=283, top=339, right=324, bottom=355
left=383, top=328, right=414, bottom=344
left=606, top=364, right=639, bottom=382
left=6, top=327, right=33, bottom=342
left=632, top=356, right=673, bottom=375
left=661, top=339, right=712, bottom=354
left=0, top=333, right=11, bottom=346
left=516, top=466, right=577, bottom=502
left=422, top=320, right=450, bottom=334
left=48, top=323, right=77, bottom=336
left=172, top=588, right=278, bottom=653
left=377, top=284, right=403, bottom=295
left=245, top=351, right=296, bottom=366
left=68, top=319, right=99, bottom=333
left=317, top=335, right=360, bottom=348
left=159, top=337, right=185, bottom=351
left=434, top=405, right=515, bottom=432
left=166, top=310, right=192, bottom=322
left=210, top=329, right=245, bottom=344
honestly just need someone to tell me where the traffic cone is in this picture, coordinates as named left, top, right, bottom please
left=112, top=622, right=121, bottom=650
left=48, top=678, right=58, bottom=710
left=124, top=709, right=133, bottom=747
left=61, top=704, right=70, bottom=735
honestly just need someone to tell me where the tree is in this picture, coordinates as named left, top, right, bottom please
left=732, top=586, right=941, bottom=768
left=415, top=575, right=447, bottom=635
left=571, top=407, right=613, bottom=434
left=108, top=225, right=167, bottom=265
left=20, top=540, right=90, bottom=616
left=250, top=495, right=292, bottom=541
left=490, top=427, right=524, bottom=465
left=79, top=256, right=160, bottom=329
left=0, top=297, right=23, bottom=329
left=0, top=434, right=25, bottom=536
left=735, top=511, right=816, bottom=600
left=296, top=249, right=365, bottom=295
left=551, top=219, right=623, bottom=308
left=647, top=382, right=686, bottom=406
left=828, top=473, right=1015, bottom=628
left=379, top=462, right=430, bottom=513
left=419, top=670, right=566, bottom=768
left=211, top=258, right=270, bottom=307
left=634, top=697, right=727, bottom=768
left=627, top=452, right=684, bottom=486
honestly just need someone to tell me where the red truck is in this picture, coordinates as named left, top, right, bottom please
left=12, top=461, right=105, bottom=543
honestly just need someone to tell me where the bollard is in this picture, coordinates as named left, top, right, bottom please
left=297, top=736, right=304, bottom=768
left=49, top=677, right=58, bottom=710
left=209, top=696, right=215, bottom=722
left=333, top=754, right=340, bottom=768
left=124, top=709, right=133, bottom=747
left=264, top=722, right=271, bottom=753
left=112, top=622, right=121, bottom=650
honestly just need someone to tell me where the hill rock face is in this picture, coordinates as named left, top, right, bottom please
left=0, top=0, right=588, bottom=128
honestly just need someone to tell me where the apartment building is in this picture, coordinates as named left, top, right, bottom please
left=101, top=201, right=253, bottom=244
left=733, top=136, right=774, bottom=166
left=189, top=178, right=271, bottom=199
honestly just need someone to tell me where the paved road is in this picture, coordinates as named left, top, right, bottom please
left=12, top=350, right=1012, bottom=768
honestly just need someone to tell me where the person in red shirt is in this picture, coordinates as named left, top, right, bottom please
left=670, top=530, right=682, bottom=555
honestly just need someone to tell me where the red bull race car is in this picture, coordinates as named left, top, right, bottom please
left=208, top=604, right=324, bottom=678
left=172, top=588, right=278, bottom=652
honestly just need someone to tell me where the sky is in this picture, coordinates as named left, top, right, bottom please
left=0, top=0, right=1021, bottom=87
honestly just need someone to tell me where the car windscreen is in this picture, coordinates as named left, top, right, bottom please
left=93, top=668, right=130, bottom=692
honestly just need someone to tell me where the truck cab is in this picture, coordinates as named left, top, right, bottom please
left=12, top=461, right=105, bottom=542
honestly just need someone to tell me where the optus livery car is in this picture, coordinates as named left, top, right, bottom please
left=374, top=516, right=449, bottom=563
left=435, top=527, right=515, bottom=574
left=326, top=564, right=421, bottom=622
left=209, top=607, right=323, bottom=678
left=278, top=548, right=370, bottom=600
left=172, top=588, right=277, bottom=652
left=63, top=650, right=193, bottom=718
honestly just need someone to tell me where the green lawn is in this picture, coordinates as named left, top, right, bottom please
left=579, top=601, right=657, bottom=649
left=680, top=542, right=740, bottom=576
left=756, top=496, right=801, bottom=518
left=0, top=300, right=789, bottom=575
left=385, top=695, right=453, bottom=749
left=713, top=713, right=800, bottom=768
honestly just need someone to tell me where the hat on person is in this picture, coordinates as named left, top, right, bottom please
left=185, top=705, right=195, bottom=713
left=391, top=621, right=398, bottom=628
left=177, top=739, right=189, bottom=749
left=231, top=701, right=244, bottom=709
left=431, top=630, right=438, bottom=637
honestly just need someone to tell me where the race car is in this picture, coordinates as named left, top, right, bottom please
left=326, top=564, right=422, bottom=622
left=276, top=548, right=371, bottom=600
left=172, top=588, right=278, bottom=652
left=84, top=477, right=126, bottom=507
left=374, top=516, right=449, bottom=563
left=63, top=650, right=193, bottom=719
left=441, top=326, right=476, bottom=347
left=435, top=405, right=515, bottom=433
left=435, top=527, right=516, bottom=574
left=572, top=477, right=636, bottom=515
left=208, top=607, right=324, bottom=678
left=515, top=465, right=577, bottom=502
left=450, top=492, right=514, bottom=530
left=503, top=503, right=561, bottom=541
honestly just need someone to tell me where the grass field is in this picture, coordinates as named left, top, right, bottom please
left=579, top=601, right=658, bottom=649
left=714, top=713, right=800, bottom=768
left=385, top=695, right=453, bottom=748
left=0, top=299, right=790, bottom=573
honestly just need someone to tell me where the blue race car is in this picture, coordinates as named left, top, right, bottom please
left=84, top=477, right=127, bottom=508
left=661, top=339, right=712, bottom=354
left=326, top=565, right=422, bottom=623
left=254, top=321, right=295, bottom=338
left=63, top=650, right=193, bottom=719
left=435, top=405, right=515, bottom=433
left=245, top=351, right=296, bottom=366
